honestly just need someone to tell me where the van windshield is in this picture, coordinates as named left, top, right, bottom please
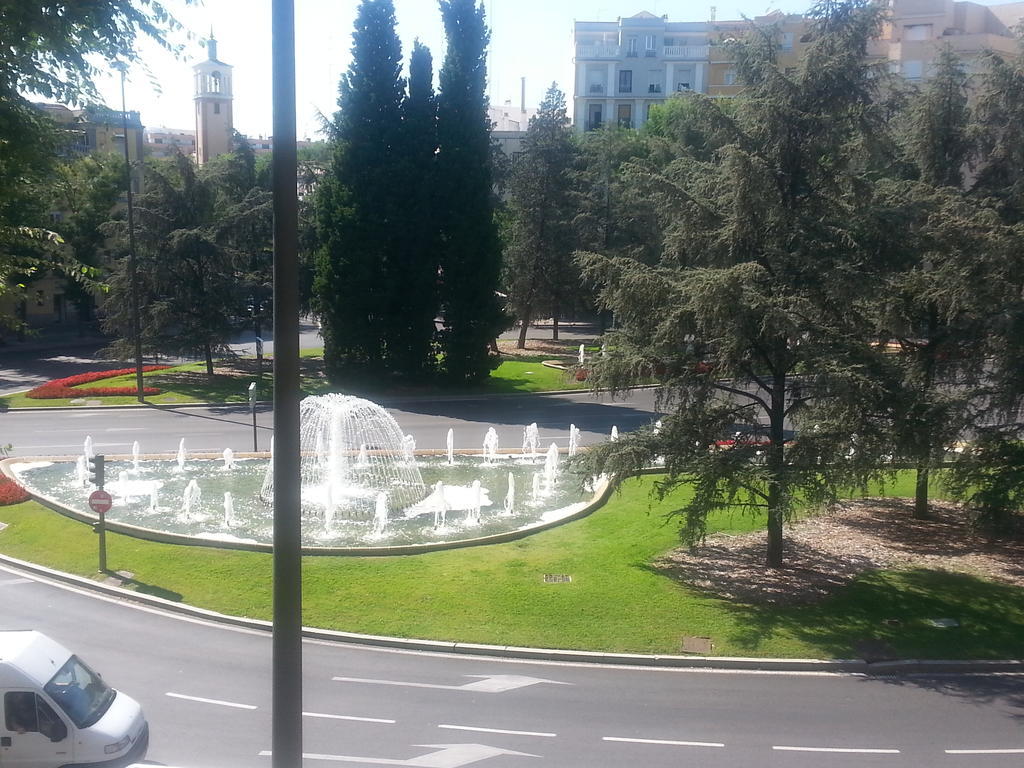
left=43, top=655, right=115, bottom=728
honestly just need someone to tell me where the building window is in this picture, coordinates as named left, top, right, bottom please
left=903, top=59, right=923, bottom=80
left=154, top=137, right=164, bottom=144
left=904, top=24, right=932, bottom=42
left=648, top=70, right=662, bottom=93
left=724, top=69, right=737, bottom=85
left=677, top=82, right=691, bottom=91
left=618, top=69, right=632, bottom=94
left=644, top=34, right=656, bottom=56
left=781, top=32, right=794, bottom=51
left=617, top=103, right=632, bottom=128
left=626, top=36, right=638, bottom=56
left=214, top=102, right=221, bottom=115
left=210, top=71, right=222, bottom=93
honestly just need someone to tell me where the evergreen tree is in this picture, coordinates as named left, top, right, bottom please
left=435, top=0, right=507, bottom=382
left=315, top=0, right=405, bottom=384
left=386, top=39, right=440, bottom=378
left=576, top=1, right=891, bottom=568
left=102, top=153, right=242, bottom=375
left=505, top=84, right=578, bottom=348
left=871, top=47, right=983, bottom=519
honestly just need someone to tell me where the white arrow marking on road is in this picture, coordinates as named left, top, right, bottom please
left=331, top=674, right=570, bottom=693
left=257, top=743, right=539, bottom=766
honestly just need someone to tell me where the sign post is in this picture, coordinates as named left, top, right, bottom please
left=89, top=488, right=113, bottom=573
left=249, top=381, right=258, bottom=452
left=255, top=336, right=264, bottom=381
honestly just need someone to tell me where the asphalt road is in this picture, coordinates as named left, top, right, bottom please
left=1, top=389, right=663, bottom=457
left=0, top=564, right=1021, bottom=768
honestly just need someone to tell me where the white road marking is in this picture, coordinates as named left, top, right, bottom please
left=332, top=674, right=570, bottom=693
left=258, top=743, right=539, bottom=765
left=303, top=711, right=395, bottom=724
left=945, top=749, right=1024, bottom=755
left=165, top=692, right=257, bottom=709
left=439, top=724, right=556, bottom=737
left=773, top=745, right=900, bottom=754
left=603, top=736, right=724, bottom=748
left=0, top=577, right=32, bottom=586
left=104, top=427, right=149, bottom=432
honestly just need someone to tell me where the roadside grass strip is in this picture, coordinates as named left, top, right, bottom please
left=0, top=474, right=1022, bottom=659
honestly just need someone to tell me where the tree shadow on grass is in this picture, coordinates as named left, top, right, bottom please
left=717, top=569, right=1024, bottom=662
left=109, top=573, right=183, bottom=602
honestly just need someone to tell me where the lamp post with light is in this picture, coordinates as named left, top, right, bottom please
left=114, top=61, right=145, bottom=402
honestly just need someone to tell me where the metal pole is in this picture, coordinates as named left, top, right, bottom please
left=271, top=1, right=302, bottom=766
left=117, top=65, right=145, bottom=402
left=98, top=509, right=107, bottom=573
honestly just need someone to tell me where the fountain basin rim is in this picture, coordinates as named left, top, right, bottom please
left=1, top=454, right=611, bottom=557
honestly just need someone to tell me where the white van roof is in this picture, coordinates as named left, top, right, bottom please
left=0, top=630, right=70, bottom=686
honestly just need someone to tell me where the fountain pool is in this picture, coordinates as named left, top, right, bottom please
left=7, top=395, right=603, bottom=552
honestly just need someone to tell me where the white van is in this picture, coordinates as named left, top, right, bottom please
left=0, top=631, right=148, bottom=767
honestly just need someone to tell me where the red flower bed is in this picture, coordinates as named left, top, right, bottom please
left=0, top=477, right=30, bottom=505
left=26, top=366, right=172, bottom=399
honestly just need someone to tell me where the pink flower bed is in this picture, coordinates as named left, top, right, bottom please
left=26, top=366, right=172, bottom=399
left=0, top=477, right=30, bottom=505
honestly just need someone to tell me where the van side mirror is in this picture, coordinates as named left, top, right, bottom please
left=49, top=719, right=67, bottom=743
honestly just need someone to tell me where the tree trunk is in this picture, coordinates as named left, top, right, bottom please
left=204, top=342, right=214, bottom=376
left=516, top=309, right=532, bottom=349
left=914, top=465, right=930, bottom=519
left=766, top=339, right=788, bottom=568
left=552, top=313, right=559, bottom=341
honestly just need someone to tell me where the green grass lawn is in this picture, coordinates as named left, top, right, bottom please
left=0, top=474, right=1019, bottom=659
left=0, top=354, right=585, bottom=408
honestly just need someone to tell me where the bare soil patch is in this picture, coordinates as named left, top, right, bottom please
left=655, top=499, right=1024, bottom=605
left=496, top=339, right=586, bottom=359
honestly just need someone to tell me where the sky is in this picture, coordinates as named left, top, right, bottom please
left=88, top=0, right=1006, bottom=140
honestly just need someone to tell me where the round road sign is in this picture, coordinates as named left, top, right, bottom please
left=88, top=489, right=113, bottom=514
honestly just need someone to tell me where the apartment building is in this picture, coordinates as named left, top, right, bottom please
left=574, top=2, right=1024, bottom=131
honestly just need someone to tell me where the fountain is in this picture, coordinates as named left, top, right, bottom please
left=610, top=425, right=619, bottom=442
left=568, top=424, right=580, bottom=458
left=10, top=394, right=602, bottom=550
left=483, top=428, right=499, bottom=463
left=523, top=423, right=540, bottom=457
left=261, top=394, right=427, bottom=519
left=578, top=344, right=585, bottom=365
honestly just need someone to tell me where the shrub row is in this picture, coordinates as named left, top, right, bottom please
left=26, top=365, right=172, bottom=399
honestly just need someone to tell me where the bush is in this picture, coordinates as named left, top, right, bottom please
left=26, top=366, right=172, bottom=399
left=946, top=435, right=1024, bottom=536
left=0, top=477, right=29, bottom=506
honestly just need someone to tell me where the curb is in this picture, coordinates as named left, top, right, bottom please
left=3, top=386, right=660, bottom=413
left=0, top=552, right=1020, bottom=675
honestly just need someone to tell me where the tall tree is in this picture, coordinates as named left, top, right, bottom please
left=103, top=153, right=241, bottom=374
left=577, top=1, right=892, bottom=568
left=315, top=0, right=405, bottom=384
left=0, top=1, right=192, bottom=329
left=505, top=84, right=578, bottom=348
left=435, top=0, right=507, bottom=382
left=386, top=39, right=440, bottom=378
left=872, top=47, right=981, bottom=519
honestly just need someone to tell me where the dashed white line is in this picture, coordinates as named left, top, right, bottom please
left=303, top=711, right=395, bottom=724
left=439, top=724, right=556, bottom=737
left=165, top=692, right=257, bottom=709
left=773, top=746, right=900, bottom=754
left=603, top=736, right=724, bottom=748
left=945, top=749, right=1024, bottom=755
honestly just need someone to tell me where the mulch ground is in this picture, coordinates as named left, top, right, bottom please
left=655, top=499, right=1024, bottom=605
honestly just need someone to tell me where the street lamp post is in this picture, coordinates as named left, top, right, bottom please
left=115, top=62, right=145, bottom=403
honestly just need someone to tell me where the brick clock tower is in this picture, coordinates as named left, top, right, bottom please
left=193, top=33, right=233, bottom=165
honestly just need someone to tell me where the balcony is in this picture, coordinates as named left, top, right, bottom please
left=589, top=83, right=605, bottom=94
left=663, top=45, right=709, bottom=60
left=575, top=44, right=621, bottom=59
left=619, top=86, right=632, bottom=94
left=648, top=84, right=663, bottom=93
